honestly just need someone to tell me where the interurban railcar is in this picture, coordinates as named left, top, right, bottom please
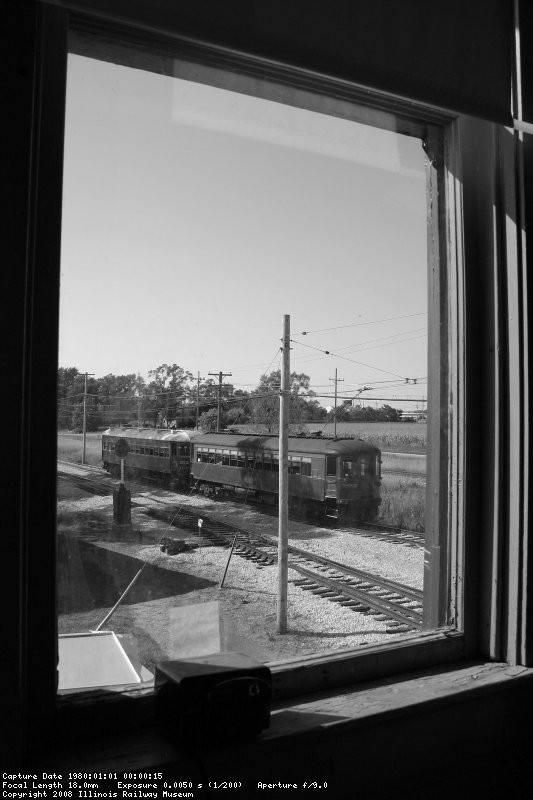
left=101, top=429, right=381, bottom=521
left=190, top=433, right=381, bottom=521
left=102, top=427, right=193, bottom=488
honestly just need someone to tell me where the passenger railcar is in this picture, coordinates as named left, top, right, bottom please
left=191, top=433, right=381, bottom=521
left=102, top=427, right=193, bottom=488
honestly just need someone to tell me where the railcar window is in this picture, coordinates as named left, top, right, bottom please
left=289, top=456, right=302, bottom=475
left=57, top=45, right=442, bottom=690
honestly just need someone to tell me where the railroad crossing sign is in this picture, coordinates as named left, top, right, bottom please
left=115, top=438, right=130, bottom=458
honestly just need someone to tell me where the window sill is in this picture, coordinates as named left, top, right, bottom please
left=39, top=658, right=533, bottom=777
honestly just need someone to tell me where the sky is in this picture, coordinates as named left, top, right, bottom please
left=59, top=54, right=428, bottom=409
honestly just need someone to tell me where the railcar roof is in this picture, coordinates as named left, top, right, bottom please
left=192, top=433, right=380, bottom=455
left=103, top=427, right=196, bottom=442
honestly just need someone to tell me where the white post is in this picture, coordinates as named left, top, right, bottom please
left=277, top=314, right=290, bottom=634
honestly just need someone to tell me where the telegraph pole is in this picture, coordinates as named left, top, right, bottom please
left=277, top=314, right=290, bottom=634
left=208, top=370, right=232, bottom=432
left=196, top=371, right=201, bottom=429
left=329, top=368, right=344, bottom=437
left=81, top=371, right=95, bottom=465
left=136, top=374, right=142, bottom=427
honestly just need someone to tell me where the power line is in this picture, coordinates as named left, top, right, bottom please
left=297, top=311, right=427, bottom=336
left=290, top=338, right=415, bottom=380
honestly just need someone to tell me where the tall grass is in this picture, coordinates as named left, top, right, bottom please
left=379, top=478, right=425, bottom=531
left=57, top=433, right=102, bottom=465
left=237, top=422, right=428, bottom=454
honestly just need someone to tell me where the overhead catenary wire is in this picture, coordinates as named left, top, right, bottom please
left=290, top=338, right=416, bottom=381
left=297, top=311, right=427, bottom=336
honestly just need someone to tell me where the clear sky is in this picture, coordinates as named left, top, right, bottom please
left=59, top=54, right=427, bottom=408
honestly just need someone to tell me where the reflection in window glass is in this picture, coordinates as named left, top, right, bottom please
left=57, top=52, right=429, bottom=690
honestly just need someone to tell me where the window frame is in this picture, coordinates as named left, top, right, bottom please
left=18, top=0, right=531, bottom=756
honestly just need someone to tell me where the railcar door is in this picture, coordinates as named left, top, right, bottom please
left=170, top=442, right=179, bottom=475
left=326, top=455, right=337, bottom=497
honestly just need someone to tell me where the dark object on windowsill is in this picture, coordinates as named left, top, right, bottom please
left=155, top=652, right=271, bottom=744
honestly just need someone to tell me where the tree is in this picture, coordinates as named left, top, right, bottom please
left=198, top=407, right=219, bottom=432
left=249, top=370, right=319, bottom=433
left=345, top=404, right=403, bottom=422
left=96, top=373, right=138, bottom=427
left=57, top=367, right=80, bottom=429
left=146, top=363, right=194, bottom=427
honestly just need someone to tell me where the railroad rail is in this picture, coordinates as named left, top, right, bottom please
left=58, top=461, right=424, bottom=632
left=350, top=520, right=425, bottom=547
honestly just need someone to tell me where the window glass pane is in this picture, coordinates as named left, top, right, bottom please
left=57, top=50, right=433, bottom=689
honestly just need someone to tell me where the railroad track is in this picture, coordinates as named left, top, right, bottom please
left=58, top=462, right=424, bottom=632
left=347, top=520, right=425, bottom=548
left=58, top=461, right=425, bottom=545
left=137, top=492, right=423, bottom=633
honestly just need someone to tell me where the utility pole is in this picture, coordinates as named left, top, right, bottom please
left=136, top=373, right=142, bottom=427
left=196, top=371, right=201, bottom=429
left=277, top=314, right=290, bottom=634
left=81, top=371, right=95, bottom=465
left=329, top=368, right=344, bottom=437
left=208, top=370, right=232, bottom=432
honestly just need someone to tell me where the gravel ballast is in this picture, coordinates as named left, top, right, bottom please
left=57, top=472, right=424, bottom=670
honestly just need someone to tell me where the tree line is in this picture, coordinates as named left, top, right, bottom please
left=57, top=364, right=404, bottom=433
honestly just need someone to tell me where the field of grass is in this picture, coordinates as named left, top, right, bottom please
left=58, top=432, right=102, bottom=465
left=378, top=477, right=425, bottom=532
left=304, top=422, right=427, bottom=454
left=236, top=422, right=427, bottom=454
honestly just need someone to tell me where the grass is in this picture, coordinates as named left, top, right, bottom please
left=315, top=422, right=428, bottom=454
left=58, top=432, right=102, bottom=465
left=240, top=422, right=428, bottom=454
left=378, top=477, right=426, bottom=531
left=355, top=431, right=427, bottom=455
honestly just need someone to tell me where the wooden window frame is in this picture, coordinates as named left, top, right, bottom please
left=17, top=0, right=531, bottom=758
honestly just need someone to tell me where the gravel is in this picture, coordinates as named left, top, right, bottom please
left=57, top=468, right=424, bottom=668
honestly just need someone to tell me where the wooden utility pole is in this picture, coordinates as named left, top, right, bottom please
left=208, top=370, right=232, bottom=432
left=136, top=373, right=142, bottom=427
left=277, top=314, right=290, bottom=634
left=329, top=368, right=344, bottom=437
left=81, top=371, right=95, bottom=465
left=196, top=372, right=200, bottom=429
